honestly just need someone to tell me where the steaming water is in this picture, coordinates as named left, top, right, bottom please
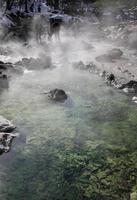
left=0, top=30, right=137, bottom=198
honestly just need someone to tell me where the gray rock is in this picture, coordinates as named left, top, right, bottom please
left=44, top=89, right=68, bottom=102
left=96, top=48, right=123, bottom=63
left=0, top=115, right=16, bottom=133
left=15, top=56, right=52, bottom=70
left=108, top=48, right=123, bottom=59
left=0, top=132, right=17, bottom=154
left=0, top=116, right=17, bottom=155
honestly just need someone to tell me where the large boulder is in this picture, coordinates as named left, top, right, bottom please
left=45, top=89, right=68, bottom=102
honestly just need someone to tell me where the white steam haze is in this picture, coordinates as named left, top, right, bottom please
left=0, top=14, right=136, bottom=108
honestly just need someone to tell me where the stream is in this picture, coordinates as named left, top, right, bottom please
left=0, top=29, right=137, bottom=199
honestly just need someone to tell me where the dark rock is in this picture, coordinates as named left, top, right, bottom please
left=106, top=73, right=116, bottom=85
left=118, top=80, right=137, bottom=93
left=45, top=89, right=68, bottom=102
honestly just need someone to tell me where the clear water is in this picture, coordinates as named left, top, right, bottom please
left=0, top=33, right=137, bottom=199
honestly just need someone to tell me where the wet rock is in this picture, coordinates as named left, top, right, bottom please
left=132, top=96, right=137, bottom=103
left=123, top=87, right=135, bottom=94
left=73, top=61, right=99, bottom=73
left=0, top=132, right=17, bottom=155
left=96, top=48, right=123, bottom=63
left=105, top=73, right=116, bottom=85
left=15, top=56, right=52, bottom=70
left=45, top=89, right=68, bottom=102
left=0, top=116, right=17, bottom=155
left=0, top=74, right=9, bottom=93
left=0, top=115, right=16, bottom=132
left=0, top=61, right=8, bottom=70
left=96, top=54, right=113, bottom=63
left=118, top=80, right=137, bottom=93
left=108, top=48, right=123, bottom=59
left=0, top=60, right=23, bottom=76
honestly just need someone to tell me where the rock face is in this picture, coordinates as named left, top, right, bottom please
left=0, top=116, right=17, bottom=155
left=45, top=89, right=68, bottom=101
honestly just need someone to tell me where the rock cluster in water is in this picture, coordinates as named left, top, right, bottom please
left=73, top=58, right=137, bottom=103
left=0, top=116, right=17, bottom=155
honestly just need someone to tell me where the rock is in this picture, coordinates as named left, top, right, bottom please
left=0, top=115, right=16, bottom=133
left=96, top=48, right=123, bottom=63
left=105, top=73, right=116, bottom=85
left=73, top=61, right=99, bottom=73
left=117, top=80, right=137, bottom=94
left=0, top=75, right=9, bottom=93
left=0, top=132, right=17, bottom=154
left=45, top=89, right=68, bottom=101
left=0, top=61, right=7, bottom=70
left=107, top=48, right=123, bottom=59
left=96, top=54, right=113, bottom=63
left=119, top=80, right=137, bottom=90
left=132, top=96, right=137, bottom=104
left=100, top=70, right=107, bottom=78
left=0, top=116, right=17, bottom=155
left=15, top=56, right=52, bottom=70
left=0, top=60, right=23, bottom=76
left=132, top=96, right=137, bottom=101
left=73, top=61, right=85, bottom=70
left=123, top=87, right=135, bottom=94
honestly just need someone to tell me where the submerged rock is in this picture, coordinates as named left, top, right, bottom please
left=0, top=116, right=17, bottom=155
left=44, top=89, right=68, bottom=102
